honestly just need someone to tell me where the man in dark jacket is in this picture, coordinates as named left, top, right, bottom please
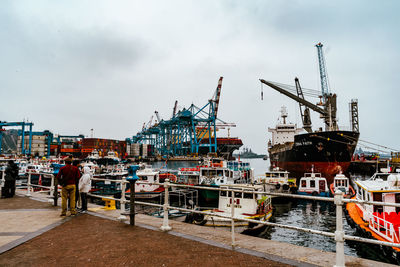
left=57, top=157, right=81, bottom=216
left=3, top=160, right=19, bottom=198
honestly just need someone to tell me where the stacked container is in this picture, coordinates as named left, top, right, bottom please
left=141, top=144, right=148, bottom=158
left=131, top=143, right=140, bottom=157
left=17, top=135, right=47, bottom=156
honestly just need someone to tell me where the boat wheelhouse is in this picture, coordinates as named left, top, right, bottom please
left=256, top=168, right=297, bottom=194
left=298, top=172, right=329, bottom=197
left=329, top=173, right=355, bottom=198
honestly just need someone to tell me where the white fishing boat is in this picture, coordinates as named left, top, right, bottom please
left=126, top=166, right=164, bottom=199
left=329, top=173, right=355, bottom=198
left=256, top=168, right=297, bottom=194
left=188, top=184, right=273, bottom=227
left=298, top=172, right=329, bottom=197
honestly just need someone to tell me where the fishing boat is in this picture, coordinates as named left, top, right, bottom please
left=198, top=160, right=254, bottom=203
left=177, top=166, right=201, bottom=184
left=256, top=168, right=297, bottom=195
left=126, top=166, right=164, bottom=199
left=329, top=173, right=355, bottom=198
left=345, top=171, right=400, bottom=264
left=297, top=172, right=329, bottom=197
left=186, top=184, right=273, bottom=228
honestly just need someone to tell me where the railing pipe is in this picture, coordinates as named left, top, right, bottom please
left=160, top=179, right=172, bottom=231
left=334, top=191, right=345, bottom=267
left=231, top=188, right=236, bottom=248
left=48, top=174, right=55, bottom=203
left=26, top=173, right=32, bottom=197
left=0, top=170, right=5, bottom=197
left=118, top=177, right=127, bottom=221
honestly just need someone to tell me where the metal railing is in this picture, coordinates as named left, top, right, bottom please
left=3, top=170, right=400, bottom=266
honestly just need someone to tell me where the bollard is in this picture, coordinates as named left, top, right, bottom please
left=26, top=172, right=32, bottom=197
left=118, top=176, right=127, bottom=221
left=48, top=174, right=55, bottom=203
left=160, top=179, right=172, bottom=231
left=126, top=165, right=139, bottom=226
left=231, top=187, right=236, bottom=248
left=334, top=190, right=345, bottom=267
left=53, top=176, right=58, bottom=206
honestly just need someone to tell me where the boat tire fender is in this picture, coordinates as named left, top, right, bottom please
left=275, top=184, right=281, bottom=190
left=290, top=187, right=297, bottom=194
left=282, top=184, right=289, bottom=191
left=193, top=213, right=207, bottom=226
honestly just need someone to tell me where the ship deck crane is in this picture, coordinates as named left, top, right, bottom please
left=260, top=79, right=337, bottom=131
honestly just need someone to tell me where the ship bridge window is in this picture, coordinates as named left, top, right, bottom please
left=310, top=180, right=315, bottom=188
left=220, top=190, right=227, bottom=197
left=217, top=170, right=223, bottom=176
left=244, top=192, right=253, bottom=199
left=301, top=180, right=306, bottom=188
left=209, top=170, right=216, bottom=176
left=373, top=192, right=383, bottom=213
left=140, top=176, right=148, bottom=181
left=234, top=192, right=242, bottom=198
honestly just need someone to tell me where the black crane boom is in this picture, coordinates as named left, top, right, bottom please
left=260, top=79, right=327, bottom=115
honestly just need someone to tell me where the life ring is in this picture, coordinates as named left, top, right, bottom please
left=275, top=184, right=281, bottom=190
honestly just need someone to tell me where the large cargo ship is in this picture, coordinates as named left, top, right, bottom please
left=268, top=107, right=359, bottom=183
left=262, top=43, right=360, bottom=183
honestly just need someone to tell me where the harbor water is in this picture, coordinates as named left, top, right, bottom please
left=153, top=158, right=393, bottom=264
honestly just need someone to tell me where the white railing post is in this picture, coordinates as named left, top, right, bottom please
left=334, top=191, right=345, bottom=267
left=48, top=174, right=54, bottom=203
left=118, top=176, right=127, bottom=221
left=0, top=170, right=5, bottom=197
left=160, top=179, right=171, bottom=231
left=231, top=188, right=236, bottom=248
left=26, top=172, right=32, bottom=197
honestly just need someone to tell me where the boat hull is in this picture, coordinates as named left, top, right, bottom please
left=269, top=130, right=359, bottom=183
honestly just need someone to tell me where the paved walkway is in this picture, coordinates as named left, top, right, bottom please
left=0, top=190, right=397, bottom=266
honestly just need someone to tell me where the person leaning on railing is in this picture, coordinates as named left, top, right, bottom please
left=56, top=157, right=82, bottom=216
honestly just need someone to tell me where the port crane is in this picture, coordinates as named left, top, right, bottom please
left=128, top=77, right=236, bottom=157
left=0, top=121, right=34, bottom=155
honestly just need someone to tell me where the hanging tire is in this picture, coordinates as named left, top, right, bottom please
left=192, top=213, right=207, bottom=226
left=184, top=213, right=194, bottom=223
left=282, top=184, right=289, bottom=191
left=275, top=184, right=281, bottom=190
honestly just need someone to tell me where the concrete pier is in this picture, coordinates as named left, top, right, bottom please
left=0, top=189, right=396, bottom=267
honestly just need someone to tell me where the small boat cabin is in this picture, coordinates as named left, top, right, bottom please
left=298, top=172, right=329, bottom=197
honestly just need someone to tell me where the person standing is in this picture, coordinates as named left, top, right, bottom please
left=57, top=157, right=81, bottom=216
left=3, top=160, right=19, bottom=198
left=78, top=166, right=92, bottom=213
left=72, top=160, right=81, bottom=208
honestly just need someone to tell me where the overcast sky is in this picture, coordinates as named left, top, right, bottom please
left=1, top=1, right=399, bottom=154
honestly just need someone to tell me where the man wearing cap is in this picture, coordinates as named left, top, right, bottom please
left=57, top=157, right=81, bottom=216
